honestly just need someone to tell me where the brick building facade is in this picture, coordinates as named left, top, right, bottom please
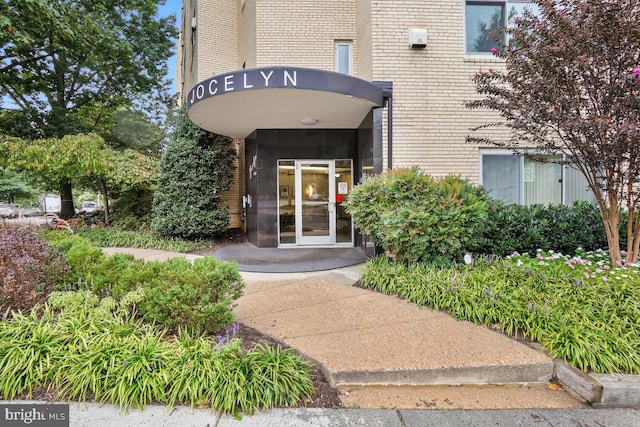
left=177, top=0, right=594, bottom=248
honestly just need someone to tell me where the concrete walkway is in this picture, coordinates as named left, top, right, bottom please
left=234, top=268, right=591, bottom=410
left=98, top=248, right=587, bottom=409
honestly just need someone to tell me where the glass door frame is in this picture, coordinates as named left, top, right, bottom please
left=296, top=160, right=334, bottom=245
left=277, top=159, right=354, bottom=247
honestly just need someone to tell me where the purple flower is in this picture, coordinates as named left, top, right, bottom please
left=488, top=68, right=495, bottom=74
left=490, top=47, right=499, bottom=55
left=633, top=67, right=640, bottom=82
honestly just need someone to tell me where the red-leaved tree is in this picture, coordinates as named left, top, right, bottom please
left=467, top=0, right=640, bottom=265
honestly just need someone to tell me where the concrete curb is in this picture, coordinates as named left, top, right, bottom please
left=330, top=362, right=554, bottom=386
left=554, top=360, right=640, bottom=408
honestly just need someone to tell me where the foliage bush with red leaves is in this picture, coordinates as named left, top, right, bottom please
left=0, top=225, right=68, bottom=312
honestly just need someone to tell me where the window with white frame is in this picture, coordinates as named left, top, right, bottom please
left=335, top=41, right=352, bottom=75
left=465, top=0, right=537, bottom=54
left=481, top=151, right=596, bottom=205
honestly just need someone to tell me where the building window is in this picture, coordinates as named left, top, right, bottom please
left=481, top=152, right=596, bottom=205
left=335, top=41, right=352, bottom=75
left=465, top=1, right=536, bottom=54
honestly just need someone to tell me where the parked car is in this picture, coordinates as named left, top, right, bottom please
left=23, top=207, right=43, bottom=217
left=78, top=201, right=99, bottom=214
left=0, top=203, right=17, bottom=218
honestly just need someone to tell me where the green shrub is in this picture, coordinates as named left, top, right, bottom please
left=43, top=234, right=244, bottom=333
left=151, top=106, right=237, bottom=240
left=345, top=168, right=488, bottom=263
left=109, top=187, right=155, bottom=230
left=0, top=226, right=68, bottom=312
left=472, top=200, right=623, bottom=256
left=137, top=257, right=244, bottom=334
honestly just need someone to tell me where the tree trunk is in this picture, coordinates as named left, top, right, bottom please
left=59, top=179, right=75, bottom=219
left=597, top=193, right=622, bottom=266
left=99, top=178, right=110, bottom=226
left=627, top=208, right=640, bottom=264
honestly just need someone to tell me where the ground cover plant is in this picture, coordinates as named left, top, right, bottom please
left=359, top=251, right=640, bottom=374
left=74, top=226, right=204, bottom=253
left=0, top=292, right=314, bottom=415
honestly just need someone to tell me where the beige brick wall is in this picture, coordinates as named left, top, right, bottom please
left=239, top=0, right=256, bottom=69
left=365, top=0, right=507, bottom=182
left=253, top=0, right=357, bottom=73
left=355, top=0, right=372, bottom=81
left=196, top=0, right=238, bottom=81
left=221, top=139, right=245, bottom=230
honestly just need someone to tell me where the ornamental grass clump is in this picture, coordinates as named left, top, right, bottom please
left=360, top=253, right=640, bottom=374
left=0, top=308, right=66, bottom=399
left=0, top=291, right=315, bottom=414
left=75, top=227, right=202, bottom=253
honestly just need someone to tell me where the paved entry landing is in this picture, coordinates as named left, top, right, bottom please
left=212, top=242, right=368, bottom=273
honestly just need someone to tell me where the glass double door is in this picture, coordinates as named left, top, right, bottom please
left=278, top=159, right=353, bottom=246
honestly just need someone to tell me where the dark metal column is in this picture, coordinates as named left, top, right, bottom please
left=373, top=81, right=393, bottom=170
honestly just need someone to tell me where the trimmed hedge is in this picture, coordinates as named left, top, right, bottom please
left=472, top=200, right=624, bottom=257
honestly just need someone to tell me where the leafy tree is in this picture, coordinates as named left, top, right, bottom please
left=0, top=0, right=176, bottom=215
left=152, top=107, right=237, bottom=240
left=466, top=0, right=640, bottom=264
left=0, top=168, right=39, bottom=204
left=2, top=133, right=158, bottom=223
left=2, top=133, right=111, bottom=218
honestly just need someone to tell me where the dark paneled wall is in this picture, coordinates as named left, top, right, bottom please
left=243, top=114, right=377, bottom=247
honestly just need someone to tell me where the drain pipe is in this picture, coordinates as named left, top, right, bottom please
left=374, top=81, right=394, bottom=170
left=387, top=93, right=393, bottom=170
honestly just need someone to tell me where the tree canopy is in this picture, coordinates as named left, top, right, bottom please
left=0, top=0, right=176, bottom=136
left=0, top=0, right=175, bottom=217
left=467, top=0, right=640, bottom=264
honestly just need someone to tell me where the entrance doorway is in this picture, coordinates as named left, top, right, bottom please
left=278, top=159, right=353, bottom=246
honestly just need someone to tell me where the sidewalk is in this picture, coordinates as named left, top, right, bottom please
left=3, top=401, right=636, bottom=427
